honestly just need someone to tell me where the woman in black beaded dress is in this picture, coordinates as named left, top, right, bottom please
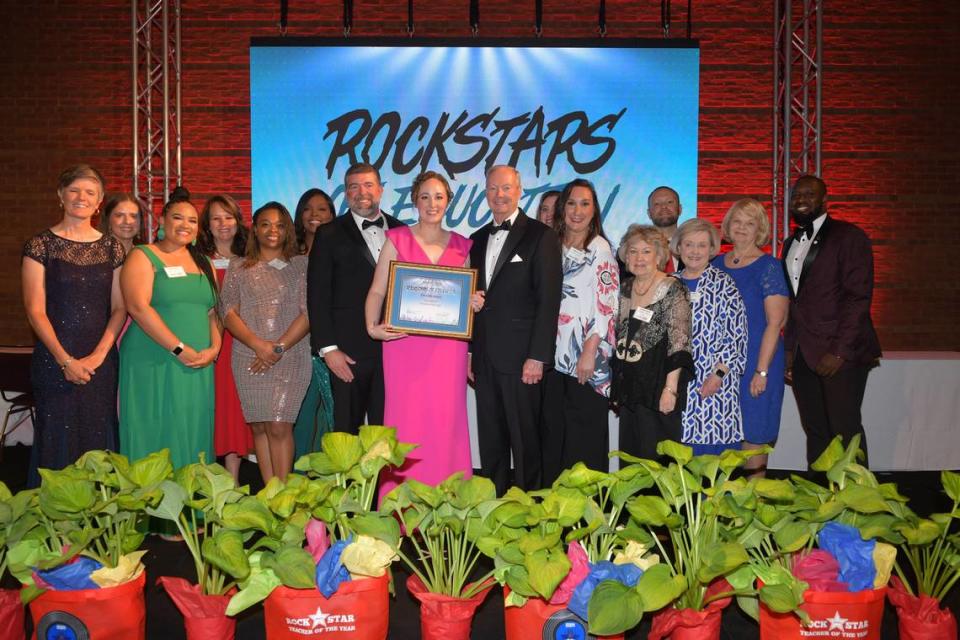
left=21, top=165, right=126, bottom=486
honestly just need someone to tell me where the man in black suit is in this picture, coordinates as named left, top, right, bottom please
left=469, top=165, right=562, bottom=494
left=647, top=186, right=684, bottom=273
left=307, top=162, right=405, bottom=434
left=781, top=174, right=881, bottom=467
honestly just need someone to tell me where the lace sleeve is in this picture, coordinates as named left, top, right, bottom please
left=22, top=233, right=47, bottom=265
left=110, top=237, right=126, bottom=268
left=664, top=280, right=693, bottom=358
left=760, top=256, right=789, bottom=298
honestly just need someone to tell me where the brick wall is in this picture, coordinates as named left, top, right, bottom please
left=1, top=0, right=957, bottom=348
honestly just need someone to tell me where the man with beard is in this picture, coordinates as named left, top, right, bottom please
left=469, top=165, right=562, bottom=494
left=647, top=186, right=684, bottom=272
left=781, top=174, right=881, bottom=467
left=307, top=162, right=405, bottom=433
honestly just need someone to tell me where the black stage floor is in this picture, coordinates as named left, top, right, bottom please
left=3, top=443, right=958, bottom=639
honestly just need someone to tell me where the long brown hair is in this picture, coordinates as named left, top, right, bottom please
left=199, top=194, right=248, bottom=257
left=553, top=178, right=608, bottom=248
left=244, top=202, right=299, bottom=267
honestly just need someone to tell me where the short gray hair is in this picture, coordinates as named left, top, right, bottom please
left=670, top=218, right=721, bottom=258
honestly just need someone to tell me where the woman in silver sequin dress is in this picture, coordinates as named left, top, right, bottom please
left=221, top=202, right=310, bottom=482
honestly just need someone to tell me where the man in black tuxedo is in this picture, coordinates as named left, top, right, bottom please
left=469, top=165, right=562, bottom=494
left=781, top=175, right=881, bottom=467
left=307, top=162, right=405, bottom=434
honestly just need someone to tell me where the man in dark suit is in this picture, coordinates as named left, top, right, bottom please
left=647, top=186, right=684, bottom=273
left=781, top=174, right=881, bottom=467
left=307, top=162, right=405, bottom=434
left=469, top=165, right=562, bottom=494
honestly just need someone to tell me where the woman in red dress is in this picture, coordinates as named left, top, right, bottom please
left=199, top=194, right=250, bottom=483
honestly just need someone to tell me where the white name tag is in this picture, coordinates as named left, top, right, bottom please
left=268, top=258, right=288, bottom=270
left=163, top=265, right=187, bottom=278
left=689, top=292, right=702, bottom=304
left=633, top=307, right=654, bottom=323
left=565, top=247, right=587, bottom=262
left=212, top=258, right=230, bottom=270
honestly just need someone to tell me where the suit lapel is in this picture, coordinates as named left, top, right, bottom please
left=340, top=211, right=377, bottom=268
left=489, top=212, right=528, bottom=290
left=780, top=237, right=795, bottom=297
left=473, top=228, right=491, bottom=287
left=797, top=216, right=830, bottom=294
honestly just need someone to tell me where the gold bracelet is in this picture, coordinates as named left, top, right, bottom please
left=60, top=358, right=73, bottom=371
left=663, top=386, right=677, bottom=396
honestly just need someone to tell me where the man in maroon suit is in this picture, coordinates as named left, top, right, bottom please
left=782, top=175, right=881, bottom=467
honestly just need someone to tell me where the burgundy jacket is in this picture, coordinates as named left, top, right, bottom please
left=781, top=216, right=882, bottom=368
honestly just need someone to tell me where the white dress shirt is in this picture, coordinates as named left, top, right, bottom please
left=484, top=210, right=519, bottom=289
left=352, top=210, right=387, bottom=262
left=785, top=213, right=827, bottom=295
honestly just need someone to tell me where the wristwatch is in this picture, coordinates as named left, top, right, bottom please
left=171, top=341, right=184, bottom=356
left=756, top=369, right=768, bottom=377
left=714, top=368, right=726, bottom=379
left=273, top=342, right=286, bottom=355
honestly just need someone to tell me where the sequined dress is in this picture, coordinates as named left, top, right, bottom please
left=22, top=230, right=125, bottom=486
left=220, top=256, right=311, bottom=423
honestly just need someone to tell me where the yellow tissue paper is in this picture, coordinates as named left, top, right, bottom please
left=90, top=550, right=148, bottom=588
left=341, top=535, right=397, bottom=579
left=613, top=540, right=660, bottom=571
left=873, top=542, right=896, bottom=588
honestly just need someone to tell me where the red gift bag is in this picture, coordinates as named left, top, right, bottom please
left=407, top=575, right=493, bottom=640
left=263, top=573, right=389, bottom=640
left=649, top=578, right=732, bottom=640
left=0, top=588, right=25, bottom=640
left=503, top=587, right=624, bottom=640
left=887, top=577, right=958, bottom=640
left=759, top=586, right=886, bottom=640
left=157, top=576, right=236, bottom=640
left=28, top=571, right=146, bottom=640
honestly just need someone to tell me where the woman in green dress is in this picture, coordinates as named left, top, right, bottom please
left=119, top=195, right=220, bottom=472
left=292, top=188, right=336, bottom=459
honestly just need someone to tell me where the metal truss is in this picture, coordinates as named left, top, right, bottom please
left=772, top=0, right=822, bottom=255
left=132, top=0, right=182, bottom=240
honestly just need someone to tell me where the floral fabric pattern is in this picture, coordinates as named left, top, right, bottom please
left=555, top=236, right=620, bottom=397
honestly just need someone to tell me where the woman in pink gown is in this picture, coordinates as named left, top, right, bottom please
left=365, top=171, right=484, bottom=498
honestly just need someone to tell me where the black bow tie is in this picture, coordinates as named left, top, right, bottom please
left=362, top=217, right=385, bottom=230
left=492, top=219, right=512, bottom=234
left=792, top=221, right=814, bottom=241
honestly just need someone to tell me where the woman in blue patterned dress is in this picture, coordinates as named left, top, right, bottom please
left=542, top=179, right=619, bottom=483
left=712, top=199, right=789, bottom=475
left=672, top=218, right=748, bottom=455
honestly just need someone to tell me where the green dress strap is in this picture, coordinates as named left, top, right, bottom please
left=133, top=245, right=166, bottom=271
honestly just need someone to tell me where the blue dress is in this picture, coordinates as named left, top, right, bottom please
left=712, top=254, right=789, bottom=444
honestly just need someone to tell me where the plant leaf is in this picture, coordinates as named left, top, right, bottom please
left=202, top=529, right=250, bottom=582
left=635, top=563, right=686, bottom=612
left=587, top=579, right=644, bottom=635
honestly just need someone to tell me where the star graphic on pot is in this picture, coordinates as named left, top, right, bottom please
left=827, top=611, right=848, bottom=631
left=309, top=607, right=330, bottom=629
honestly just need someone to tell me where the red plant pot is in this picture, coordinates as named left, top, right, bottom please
left=0, top=588, right=25, bottom=640
left=502, top=586, right=624, bottom=640
left=28, top=570, right=146, bottom=640
left=759, top=586, right=887, bottom=640
left=157, top=576, right=236, bottom=640
left=406, top=574, right=493, bottom=640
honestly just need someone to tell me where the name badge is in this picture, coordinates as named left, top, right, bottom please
left=163, top=265, right=187, bottom=278
left=212, top=258, right=230, bottom=270
left=565, top=247, right=587, bottom=262
left=633, top=307, right=654, bottom=323
left=268, top=258, right=288, bottom=270
left=689, top=292, right=702, bottom=304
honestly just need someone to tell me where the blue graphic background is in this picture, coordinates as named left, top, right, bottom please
left=251, top=44, right=699, bottom=243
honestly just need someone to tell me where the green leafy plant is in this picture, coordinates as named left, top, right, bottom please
left=6, top=449, right=170, bottom=602
left=146, top=455, right=252, bottom=595
left=587, top=442, right=767, bottom=634
left=226, top=426, right=411, bottom=615
left=381, top=472, right=498, bottom=598
left=892, top=470, right=960, bottom=602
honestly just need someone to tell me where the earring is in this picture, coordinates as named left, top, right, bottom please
left=157, top=227, right=165, bottom=241
left=191, top=237, right=197, bottom=247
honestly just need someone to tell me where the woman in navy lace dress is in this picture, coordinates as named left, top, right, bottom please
left=21, top=165, right=126, bottom=486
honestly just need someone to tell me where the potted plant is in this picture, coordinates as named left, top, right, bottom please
left=749, top=435, right=907, bottom=640
left=6, top=449, right=170, bottom=640
left=147, top=455, right=253, bottom=639
left=381, top=472, right=498, bottom=640
left=588, top=442, right=769, bottom=639
left=0, top=480, right=30, bottom=639
left=227, top=425, right=412, bottom=640
left=886, top=470, right=960, bottom=639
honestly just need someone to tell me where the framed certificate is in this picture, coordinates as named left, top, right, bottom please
left=384, top=261, right=478, bottom=340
